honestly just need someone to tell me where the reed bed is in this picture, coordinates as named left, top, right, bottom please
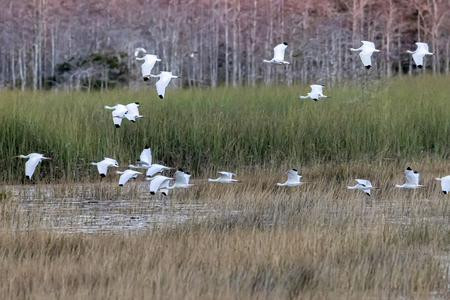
left=1, top=76, right=450, bottom=183
left=1, top=162, right=450, bottom=298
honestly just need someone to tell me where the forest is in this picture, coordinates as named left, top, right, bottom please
left=0, top=0, right=449, bottom=91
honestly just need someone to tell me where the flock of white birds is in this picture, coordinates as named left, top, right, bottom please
left=16, top=40, right=447, bottom=196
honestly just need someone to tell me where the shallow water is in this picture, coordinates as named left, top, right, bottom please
left=6, top=182, right=214, bottom=234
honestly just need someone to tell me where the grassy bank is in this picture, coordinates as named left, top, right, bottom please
left=1, top=76, right=450, bottom=182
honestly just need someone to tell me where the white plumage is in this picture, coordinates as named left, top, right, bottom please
left=263, top=43, right=290, bottom=64
left=395, top=167, right=424, bottom=189
left=407, top=42, right=433, bottom=69
left=350, top=41, right=380, bottom=69
left=116, top=170, right=142, bottom=186
left=150, top=71, right=179, bottom=99
left=104, top=104, right=128, bottom=128
left=347, top=179, right=374, bottom=196
left=135, top=48, right=161, bottom=81
left=125, top=102, right=143, bottom=122
left=147, top=175, right=174, bottom=195
left=436, top=176, right=450, bottom=194
left=129, top=146, right=172, bottom=177
left=90, top=157, right=119, bottom=177
left=299, top=85, right=328, bottom=101
left=277, top=169, right=305, bottom=187
left=16, top=153, right=52, bottom=179
left=208, top=171, right=237, bottom=183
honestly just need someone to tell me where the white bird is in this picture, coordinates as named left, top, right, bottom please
left=407, top=42, right=433, bottom=69
left=116, top=170, right=142, bottom=186
left=104, top=104, right=128, bottom=128
left=395, top=167, right=424, bottom=189
left=147, top=175, right=174, bottom=195
left=89, top=157, right=119, bottom=177
left=130, top=146, right=172, bottom=177
left=277, top=169, right=305, bottom=187
left=208, top=171, right=238, bottom=183
left=16, top=153, right=52, bottom=179
left=125, top=102, right=143, bottom=123
left=263, top=42, right=290, bottom=64
left=135, top=48, right=161, bottom=81
left=436, top=176, right=450, bottom=194
left=299, top=85, right=328, bottom=101
left=150, top=71, right=179, bottom=99
left=159, top=169, right=194, bottom=195
left=347, top=179, right=374, bottom=196
left=350, top=41, right=380, bottom=69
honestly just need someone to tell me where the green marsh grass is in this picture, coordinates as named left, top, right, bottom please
left=1, top=75, right=450, bottom=183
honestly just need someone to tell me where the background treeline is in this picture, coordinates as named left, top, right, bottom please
left=0, top=0, right=450, bottom=91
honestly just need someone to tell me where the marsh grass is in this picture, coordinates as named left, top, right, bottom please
left=1, top=161, right=450, bottom=298
left=2, top=76, right=450, bottom=183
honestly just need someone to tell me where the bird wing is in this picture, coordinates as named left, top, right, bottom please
left=119, top=171, right=138, bottom=185
left=412, top=53, right=424, bottom=66
left=149, top=176, right=171, bottom=193
left=363, top=189, right=371, bottom=196
left=184, top=173, right=191, bottom=184
left=310, top=85, right=324, bottom=94
left=440, top=176, right=450, bottom=192
left=156, top=73, right=172, bottom=98
left=96, top=162, right=109, bottom=175
left=359, top=51, right=373, bottom=67
left=273, top=43, right=287, bottom=60
left=413, top=172, right=420, bottom=185
left=141, top=55, right=157, bottom=76
left=25, top=156, right=42, bottom=178
left=146, top=164, right=166, bottom=177
left=175, top=170, right=188, bottom=185
left=355, top=179, right=371, bottom=187
left=361, top=41, right=376, bottom=50
left=404, top=169, right=416, bottom=185
left=104, top=158, right=118, bottom=165
left=140, top=147, right=152, bottom=165
left=416, top=42, right=429, bottom=52
left=286, top=170, right=299, bottom=182
left=218, top=171, right=234, bottom=179
left=125, top=103, right=139, bottom=121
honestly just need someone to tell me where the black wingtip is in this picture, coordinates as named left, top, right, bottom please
left=143, top=77, right=149, bottom=81
left=443, top=191, right=448, bottom=194
left=406, top=167, right=412, bottom=171
left=414, top=171, right=419, bottom=174
left=144, top=145, right=149, bottom=149
left=26, top=176, right=30, bottom=180
left=115, top=124, right=120, bottom=128
left=119, top=184, right=124, bottom=187
left=135, top=102, right=139, bottom=105
left=292, top=169, right=297, bottom=172
left=365, top=65, right=371, bottom=69
left=283, top=42, right=288, bottom=46
left=162, top=192, right=167, bottom=196
left=159, top=95, right=163, bottom=99
left=366, top=193, right=370, bottom=196
left=417, top=65, right=423, bottom=69
left=178, top=168, right=184, bottom=172
left=100, top=174, right=106, bottom=178
left=185, top=172, right=190, bottom=175
left=313, top=99, right=318, bottom=101
left=150, top=191, right=155, bottom=195
left=131, top=120, right=136, bottom=123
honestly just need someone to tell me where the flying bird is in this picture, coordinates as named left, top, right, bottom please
left=208, top=171, right=238, bottom=183
left=277, top=169, right=306, bottom=187
left=16, top=153, right=52, bottom=179
left=135, top=48, right=161, bottom=81
left=147, top=175, right=174, bottom=195
left=89, top=158, right=119, bottom=177
left=125, top=102, right=143, bottom=123
left=116, top=170, right=142, bottom=186
left=350, top=41, right=380, bottom=69
left=347, top=179, right=374, bottom=196
left=104, top=104, right=128, bottom=128
left=263, top=42, right=290, bottom=64
left=159, top=169, right=194, bottom=195
left=130, top=145, right=172, bottom=177
left=436, top=176, right=450, bottom=194
left=395, top=167, right=424, bottom=189
left=407, top=42, right=433, bottom=69
left=299, top=85, right=328, bottom=101
left=150, top=72, right=179, bottom=99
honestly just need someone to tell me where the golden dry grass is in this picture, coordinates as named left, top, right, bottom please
left=1, top=161, right=450, bottom=299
